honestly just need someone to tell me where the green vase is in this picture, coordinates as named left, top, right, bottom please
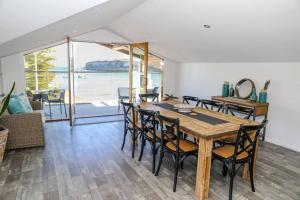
left=259, top=90, right=267, bottom=103
left=250, top=88, right=257, bottom=101
left=222, top=81, right=229, bottom=97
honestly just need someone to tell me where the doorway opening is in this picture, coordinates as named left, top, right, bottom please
left=23, top=40, right=163, bottom=124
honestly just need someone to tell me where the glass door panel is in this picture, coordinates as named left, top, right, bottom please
left=24, top=43, right=70, bottom=121
left=72, top=42, right=129, bottom=118
left=148, top=56, right=163, bottom=100
left=129, top=43, right=148, bottom=103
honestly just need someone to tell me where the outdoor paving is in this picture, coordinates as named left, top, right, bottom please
left=43, top=100, right=122, bottom=120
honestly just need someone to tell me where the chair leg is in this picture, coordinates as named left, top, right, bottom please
left=222, top=163, right=228, bottom=176
left=138, top=134, right=146, bottom=161
left=249, top=161, right=255, bottom=192
left=132, top=129, right=136, bottom=158
left=152, top=141, right=156, bottom=174
left=155, top=147, right=164, bottom=176
left=49, top=102, right=52, bottom=118
left=60, top=102, right=62, bottom=114
left=118, top=101, right=120, bottom=112
left=229, top=162, right=236, bottom=200
left=180, top=160, right=184, bottom=170
left=173, top=152, right=180, bottom=192
left=121, top=126, right=127, bottom=150
left=64, top=102, right=67, bottom=117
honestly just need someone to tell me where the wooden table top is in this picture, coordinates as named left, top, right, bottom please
left=212, top=96, right=269, bottom=108
left=140, top=100, right=258, bottom=140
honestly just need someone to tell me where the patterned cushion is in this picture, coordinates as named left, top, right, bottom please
left=8, top=93, right=33, bottom=114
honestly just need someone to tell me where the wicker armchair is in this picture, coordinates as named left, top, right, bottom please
left=0, top=101, right=45, bottom=150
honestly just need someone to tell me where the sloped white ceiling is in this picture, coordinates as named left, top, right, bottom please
left=0, top=0, right=110, bottom=45
left=0, top=0, right=145, bottom=58
left=108, top=0, right=300, bottom=62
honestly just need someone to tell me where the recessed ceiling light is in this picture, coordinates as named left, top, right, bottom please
left=203, top=25, right=211, bottom=28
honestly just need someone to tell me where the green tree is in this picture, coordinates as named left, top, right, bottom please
left=24, top=48, right=56, bottom=90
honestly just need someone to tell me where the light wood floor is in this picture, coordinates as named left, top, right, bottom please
left=0, top=121, right=299, bottom=200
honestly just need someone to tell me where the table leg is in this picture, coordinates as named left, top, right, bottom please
left=243, top=133, right=260, bottom=180
left=195, top=138, right=213, bottom=200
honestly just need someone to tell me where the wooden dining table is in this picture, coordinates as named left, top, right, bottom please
left=140, top=99, right=259, bottom=200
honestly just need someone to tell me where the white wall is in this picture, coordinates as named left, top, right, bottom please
left=163, top=60, right=178, bottom=95
left=174, top=62, right=300, bottom=152
left=0, top=54, right=26, bottom=93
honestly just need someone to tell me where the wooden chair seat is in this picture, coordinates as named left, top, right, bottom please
left=146, top=131, right=176, bottom=141
left=213, top=145, right=249, bottom=160
left=166, top=139, right=198, bottom=152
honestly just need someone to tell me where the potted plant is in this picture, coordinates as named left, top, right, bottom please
left=0, top=82, right=15, bottom=162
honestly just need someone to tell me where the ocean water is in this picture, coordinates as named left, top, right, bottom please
left=49, top=72, right=161, bottom=103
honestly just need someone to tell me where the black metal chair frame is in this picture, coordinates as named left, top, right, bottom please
left=137, top=109, right=161, bottom=173
left=182, top=96, right=199, bottom=106
left=225, top=104, right=255, bottom=120
left=120, top=101, right=141, bottom=158
left=163, top=94, right=178, bottom=101
left=139, top=93, right=159, bottom=103
left=199, top=99, right=223, bottom=112
left=155, top=114, right=198, bottom=192
left=42, top=89, right=67, bottom=118
left=212, top=120, right=267, bottom=200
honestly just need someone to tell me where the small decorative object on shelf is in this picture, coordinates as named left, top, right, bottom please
left=229, top=84, right=235, bottom=97
left=222, top=81, right=230, bottom=97
left=259, top=89, right=268, bottom=103
left=249, top=88, right=257, bottom=102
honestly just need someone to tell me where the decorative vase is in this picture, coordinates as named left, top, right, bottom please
left=222, top=81, right=230, bottom=97
left=229, top=84, right=235, bottom=97
left=0, top=125, right=8, bottom=163
left=259, top=90, right=267, bottom=103
left=249, top=88, right=257, bottom=102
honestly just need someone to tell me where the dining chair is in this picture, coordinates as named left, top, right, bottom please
left=42, top=89, right=67, bottom=118
left=155, top=114, right=198, bottom=192
left=182, top=96, right=199, bottom=105
left=199, top=99, right=223, bottom=112
left=216, top=105, right=256, bottom=147
left=138, top=109, right=167, bottom=173
left=163, top=94, right=178, bottom=101
left=120, top=101, right=142, bottom=158
left=225, top=104, right=255, bottom=120
left=212, top=119, right=267, bottom=200
left=139, top=93, right=159, bottom=103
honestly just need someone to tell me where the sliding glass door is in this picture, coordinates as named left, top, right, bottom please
left=24, top=43, right=70, bottom=121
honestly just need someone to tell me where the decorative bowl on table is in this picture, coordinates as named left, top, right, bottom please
left=174, top=104, right=195, bottom=113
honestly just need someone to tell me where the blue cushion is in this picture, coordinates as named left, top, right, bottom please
left=8, top=93, right=33, bottom=114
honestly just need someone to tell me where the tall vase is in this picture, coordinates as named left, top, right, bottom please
left=222, top=81, right=230, bottom=97
left=250, top=88, right=257, bottom=102
left=259, top=90, right=268, bottom=103
left=0, top=125, right=8, bottom=163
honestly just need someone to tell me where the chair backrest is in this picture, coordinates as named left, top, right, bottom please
left=163, top=94, right=178, bottom=101
left=225, top=104, right=254, bottom=120
left=47, top=89, right=65, bottom=100
left=157, top=114, right=185, bottom=152
left=118, top=87, right=129, bottom=98
left=200, top=99, right=223, bottom=112
left=59, top=89, right=65, bottom=99
left=121, top=101, right=135, bottom=126
left=232, top=119, right=268, bottom=161
left=152, top=87, right=159, bottom=93
left=182, top=96, right=199, bottom=105
left=138, top=108, right=158, bottom=138
left=139, top=93, right=159, bottom=103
